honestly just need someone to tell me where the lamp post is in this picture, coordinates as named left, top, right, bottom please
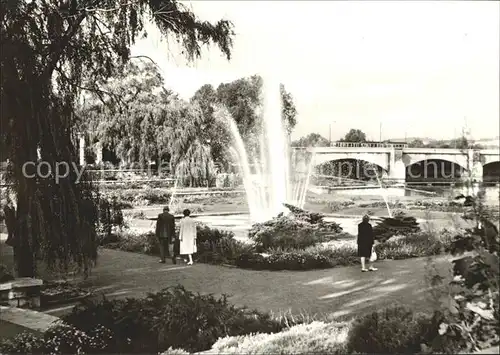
left=329, top=121, right=336, bottom=146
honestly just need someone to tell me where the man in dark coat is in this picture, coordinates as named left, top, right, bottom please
left=156, top=206, right=176, bottom=264
left=357, top=215, right=377, bottom=272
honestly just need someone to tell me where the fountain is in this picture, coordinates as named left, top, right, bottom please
left=168, top=176, right=180, bottom=211
left=225, top=77, right=313, bottom=223
left=371, top=164, right=393, bottom=218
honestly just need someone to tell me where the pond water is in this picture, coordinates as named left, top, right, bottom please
left=328, top=186, right=499, bottom=205
left=194, top=185, right=497, bottom=240
left=194, top=213, right=464, bottom=242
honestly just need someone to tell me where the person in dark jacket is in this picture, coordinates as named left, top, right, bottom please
left=155, top=206, right=176, bottom=264
left=4, top=199, right=16, bottom=248
left=357, top=215, right=377, bottom=272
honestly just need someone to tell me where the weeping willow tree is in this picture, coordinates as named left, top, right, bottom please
left=0, top=0, right=234, bottom=277
left=77, top=60, right=169, bottom=167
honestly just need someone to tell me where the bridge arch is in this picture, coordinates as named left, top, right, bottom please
left=405, top=158, right=466, bottom=181
left=314, top=158, right=387, bottom=181
left=483, top=161, right=500, bottom=181
left=403, top=153, right=468, bottom=170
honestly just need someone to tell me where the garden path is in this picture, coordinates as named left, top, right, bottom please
left=44, top=248, right=453, bottom=320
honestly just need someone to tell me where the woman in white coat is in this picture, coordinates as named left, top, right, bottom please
left=179, top=209, right=197, bottom=265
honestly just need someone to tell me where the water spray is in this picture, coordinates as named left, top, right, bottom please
left=369, top=163, right=392, bottom=218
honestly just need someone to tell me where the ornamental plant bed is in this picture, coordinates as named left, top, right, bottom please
left=40, top=281, right=91, bottom=306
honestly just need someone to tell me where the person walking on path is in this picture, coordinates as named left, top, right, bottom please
left=357, top=215, right=378, bottom=272
left=155, top=206, right=176, bottom=264
left=179, top=209, right=197, bottom=265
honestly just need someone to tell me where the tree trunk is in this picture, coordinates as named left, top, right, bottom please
left=14, top=188, right=36, bottom=278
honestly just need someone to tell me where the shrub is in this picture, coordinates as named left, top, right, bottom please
left=375, top=231, right=452, bottom=260
left=103, top=224, right=240, bottom=263
left=248, top=208, right=342, bottom=252
left=97, top=195, right=126, bottom=242
left=358, top=201, right=406, bottom=209
left=63, top=285, right=289, bottom=353
left=196, top=232, right=255, bottom=265
left=248, top=217, right=319, bottom=251
left=235, top=243, right=358, bottom=271
left=373, top=211, right=420, bottom=242
left=170, top=203, right=204, bottom=214
left=0, top=331, right=46, bottom=353
left=0, top=323, right=118, bottom=354
left=284, top=203, right=329, bottom=224
left=0, top=263, right=14, bottom=283
left=346, top=306, right=438, bottom=354
left=430, top=193, right=500, bottom=353
left=126, top=210, right=147, bottom=219
left=327, top=200, right=355, bottom=212
left=160, top=347, right=191, bottom=355
left=105, top=230, right=159, bottom=255
left=210, top=321, right=349, bottom=355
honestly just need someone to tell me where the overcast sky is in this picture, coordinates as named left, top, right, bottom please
left=132, top=1, right=499, bottom=141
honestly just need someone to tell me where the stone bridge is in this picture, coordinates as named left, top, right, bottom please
left=292, top=143, right=500, bottom=183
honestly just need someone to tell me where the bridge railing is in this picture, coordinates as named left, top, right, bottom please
left=329, top=142, right=408, bottom=149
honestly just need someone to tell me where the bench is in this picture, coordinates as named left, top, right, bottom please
left=0, top=278, right=43, bottom=308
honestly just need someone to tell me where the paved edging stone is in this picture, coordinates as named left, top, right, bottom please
left=0, top=306, right=62, bottom=333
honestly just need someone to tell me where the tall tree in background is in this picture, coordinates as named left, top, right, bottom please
left=215, top=75, right=297, bottom=159
left=342, top=129, right=367, bottom=142
left=408, top=138, right=425, bottom=148
left=191, top=84, right=232, bottom=172
left=1, top=0, right=234, bottom=277
left=78, top=61, right=167, bottom=167
left=291, top=133, right=330, bottom=147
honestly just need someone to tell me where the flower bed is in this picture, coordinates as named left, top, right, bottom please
left=374, top=231, right=453, bottom=260
left=235, top=243, right=359, bottom=271
left=102, top=225, right=252, bottom=266
left=40, top=281, right=91, bottom=306
left=248, top=204, right=343, bottom=252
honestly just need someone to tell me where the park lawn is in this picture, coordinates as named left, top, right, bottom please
left=67, top=248, right=453, bottom=322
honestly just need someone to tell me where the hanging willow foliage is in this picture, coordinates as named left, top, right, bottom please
left=0, top=0, right=234, bottom=277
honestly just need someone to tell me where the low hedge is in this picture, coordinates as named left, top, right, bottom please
left=103, top=226, right=452, bottom=271
left=375, top=231, right=453, bottom=260
left=235, top=244, right=359, bottom=271
left=0, top=286, right=297, bottom=354
left=236, top=230, right=452, bottom=271
left=102, top=225, right=252, bottom=265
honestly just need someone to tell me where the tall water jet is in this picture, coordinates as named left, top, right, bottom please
left=223, top=75, right=311, bottom=223
left=262, top=76, right=289, bottom=217
left=366, top=161, right=392, bottom=218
